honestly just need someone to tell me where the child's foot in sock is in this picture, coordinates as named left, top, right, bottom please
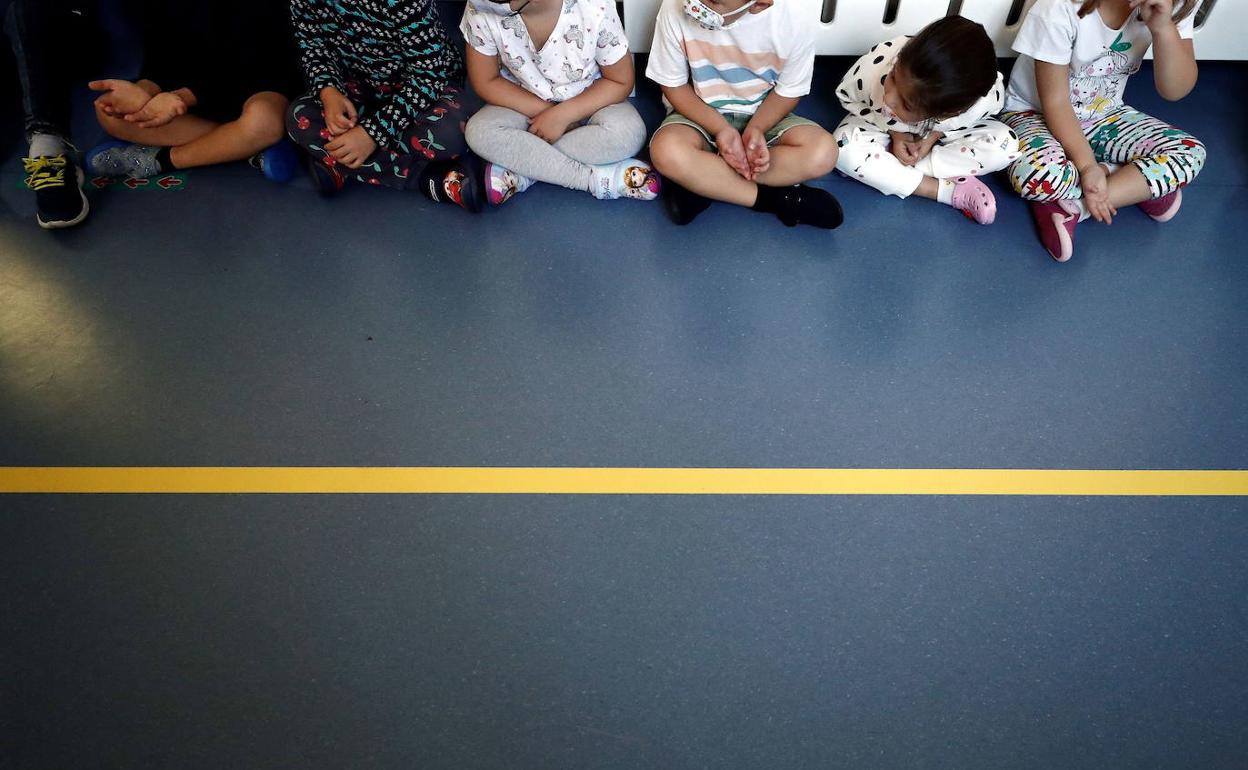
left=662, top=180, right=712, bottom=225
left=1138, top=188, right=1182, bottom=223
left=484, top=162, right=533, bottom=206
left=590, top=158, right=660, bottom=201
left=752, top=184, right=843, bottom=229
left=418, top=155, right=484, bottom=213
left=85, top=141, right=164, bottom=178
left=945, top=176, right=996, bottom=225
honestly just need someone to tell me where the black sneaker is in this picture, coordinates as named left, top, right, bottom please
left=417, top=155, right=484, bottom=213
left=24, top=154, right=89, bottom=229
left=305, top=155, right=346, bottom=196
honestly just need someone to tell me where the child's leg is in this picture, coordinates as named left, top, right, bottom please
left=914, top=120, right=1021, bottom=180
left=466, top=104, right=596, bottom=191
left=287, top=93, right=334, bottom=161
left=1001, top=110, right=1082, bottom=201
left=552, top=102, right=647, bottom=166
left=392, top=87, right=472, bottom=186
left=95, top=100, right=219, bottom=148
left=833, top=115, right=925, bottom=198
left=94, top=92, right=288, bottom=168
left=648, top=123, right=756, bottom=206
left=752, top=124, right=839, bottom=187
left=1085, top=107, right=1206, bottom=208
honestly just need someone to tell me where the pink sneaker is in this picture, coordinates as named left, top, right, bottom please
left=1137, top=188, right=1182, bottom=223
left=484, top=162, right=533, bottom=206
left=1030, top=199, right=1080, bottom=263
left=949, top=176, right=996, bottom=225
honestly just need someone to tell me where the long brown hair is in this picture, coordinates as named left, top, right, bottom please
left=1076, top=0, right=1198, bottom=22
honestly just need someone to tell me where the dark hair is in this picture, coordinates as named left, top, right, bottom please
left=1076, top=0, right=1197, bottom=22
left=895, top=16, right=997, bottom=119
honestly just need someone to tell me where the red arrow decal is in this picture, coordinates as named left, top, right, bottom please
left=92, top=176, right=114, bottom=189
left=124, top=177, right=149, bottom=189
left=157, top=176, right=183, bottom=189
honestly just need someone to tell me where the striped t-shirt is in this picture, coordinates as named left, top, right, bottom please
left=646, top=0, right=814, bottom=116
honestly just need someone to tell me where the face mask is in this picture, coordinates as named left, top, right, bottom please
left=473, top=0, right=531, bottom=16
left=682, top=0, right=756, bottom=30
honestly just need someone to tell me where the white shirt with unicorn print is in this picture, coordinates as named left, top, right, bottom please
left=1005, top=0, right=1195, bottom=122
left=461, top=0, right=629, bottom=103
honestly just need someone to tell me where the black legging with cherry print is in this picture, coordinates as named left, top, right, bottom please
left=286, top=82, right=470, bottom=189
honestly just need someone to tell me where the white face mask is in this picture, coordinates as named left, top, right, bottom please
left=470, top=0, right=530, bottom=16
left=682, top=0, right=756, bottom=30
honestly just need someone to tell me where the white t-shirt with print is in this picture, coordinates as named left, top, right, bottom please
left=1005, top=0, right=1195, bottom=121
left=645, top=0, right=815, bottom=116
left=460, top=0, right=629, bottom=103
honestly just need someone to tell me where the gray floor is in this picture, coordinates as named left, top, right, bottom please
left=1, top=59, right=1246, bottom=768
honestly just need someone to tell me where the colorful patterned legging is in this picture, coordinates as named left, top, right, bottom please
left=1002, top=106, right=1206, bottom=201
left=286, top=82, right=470, bottom=190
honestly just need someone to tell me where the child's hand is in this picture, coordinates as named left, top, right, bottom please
left=715, top=126, right=751, bottom=179
left=1130, top=0, right=1175, bottom=32
left=528, top=104, right=574, bottom=143
left=1079, top=162, right=1116, bottom=224
left=123, top=92, right=187, bottom=128
left=888, top=130, right=922, bottom=165
left=742, top=126, right=770, bottom=179
left=913, top=131, right=943, bottom=163
left=320, top=86, right=358, bottom=136
left=325, top=125, right=377, bottom=169
left=89, top=79, right=152, bottom=117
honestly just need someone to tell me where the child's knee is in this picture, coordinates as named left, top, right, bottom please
left=239, top=94, right=288, bottom=145
left=608, top=106, right=648, bottom=148
left=1175, top=134, right=1207, bottom=178
left=648, top=130, right=695, bottom=176
left=464, top=110, right=495, bottom=155
left=805, top=132, right=839, bottom=177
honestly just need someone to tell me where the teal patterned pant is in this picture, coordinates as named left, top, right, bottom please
left=1002, top=106, right=1206, bottom=201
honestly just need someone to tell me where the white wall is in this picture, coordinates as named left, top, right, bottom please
left=623, top=0, right=1244, bottom=59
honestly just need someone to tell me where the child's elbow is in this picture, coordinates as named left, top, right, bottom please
left=1159, top=82, right=1196, bottom=101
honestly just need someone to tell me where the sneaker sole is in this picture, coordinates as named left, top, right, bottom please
left=37, top=168, right=90, bottom=230
left=1047, top=211, right=1074, bottom=262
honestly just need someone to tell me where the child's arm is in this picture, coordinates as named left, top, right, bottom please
left=290, top=0, right=346, bottom=94
left=465, top=47, right=552, bottom=118
left=528, top=56, right=634, bottom=142
left=835, top=52, right=875, bottom=115
left=1035, top=60, right=1114, bottom=223
left=1134, top=0, right=1197, bottom=100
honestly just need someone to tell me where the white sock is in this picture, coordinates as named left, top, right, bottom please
left=935, top=178, right=956, bottom=205
left=29, top=133, right=67, bottom=158
left=1061, top=197, right=1092, bottom=223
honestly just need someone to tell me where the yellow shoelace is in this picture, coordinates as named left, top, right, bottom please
left=23, top=155, right=68, bottom=191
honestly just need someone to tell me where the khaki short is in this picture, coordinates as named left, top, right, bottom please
left=651, top=111, right=819, bottom=149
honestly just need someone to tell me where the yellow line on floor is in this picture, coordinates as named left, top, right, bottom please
left=1, top=467, right=1247, bottom=495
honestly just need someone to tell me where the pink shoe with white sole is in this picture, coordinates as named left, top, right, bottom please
left=949, top=176, right=997, bottom=225
left=1030, top=199, right=1080, bottom=262
left=1137, top=188, right=1182, bottom=223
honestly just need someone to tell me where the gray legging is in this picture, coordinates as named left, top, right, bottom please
left=465, top=102, right=647, bottom=192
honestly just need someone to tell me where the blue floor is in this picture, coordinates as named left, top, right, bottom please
left=1, top=58, right=1247, bottom=768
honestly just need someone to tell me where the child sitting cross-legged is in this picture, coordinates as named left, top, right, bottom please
left=832, top=16, right=1021, bottom=225
left=645, top=0, right=843, bottom=228
left=462, top=0, right=660, bottom=205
